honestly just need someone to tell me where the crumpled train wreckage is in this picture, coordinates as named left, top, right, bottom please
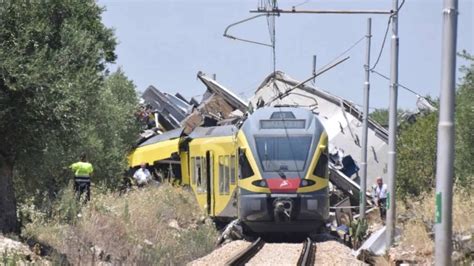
left=130, top=70, right=390, bottom=217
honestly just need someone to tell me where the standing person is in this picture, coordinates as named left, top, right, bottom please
left=70, top=153, right=94, bottom=202
left=372, top=176, right=388, bottom=222
left=133, top=163, right=152, bottom=187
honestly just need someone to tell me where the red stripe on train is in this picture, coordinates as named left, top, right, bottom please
left=266, top=177, right=301, bottom=193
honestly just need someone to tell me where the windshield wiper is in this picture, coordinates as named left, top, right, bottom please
left=278, top=169, right=286, bottom=179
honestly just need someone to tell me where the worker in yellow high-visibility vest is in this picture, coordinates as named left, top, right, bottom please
left=70, top=153, right=94, bottom=202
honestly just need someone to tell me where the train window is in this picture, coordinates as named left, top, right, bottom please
left=191, top=157, right=195, bottom=185
left=224, top=156, right=230, bottom=194
left=195, top=157, right=201, bottom=188
left=230, top=155, right=236, bottom=185
left=313, top=148, right=329, bottom=178
left=239, top=150, right=254, bottom=179
left=218, top=156, right=230, bottom=195
left=270, top=111, right=296, bottom=119
left=255, top=136, right=312, bottom=172
left=199, top=157, right=208, bottom=193
left=219, top=156, right=224, bottom=194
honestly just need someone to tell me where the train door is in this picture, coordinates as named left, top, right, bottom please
left=214, top=152, right=237, bottom=217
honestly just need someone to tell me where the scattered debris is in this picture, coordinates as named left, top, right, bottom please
left=216, top=219, right=244, bottom=245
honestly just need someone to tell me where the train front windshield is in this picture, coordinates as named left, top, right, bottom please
left=255, top=136, right=312, bottom=172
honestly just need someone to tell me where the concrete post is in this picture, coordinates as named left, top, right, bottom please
left=435, top=0, right=458, bottom=265
left=360, top=17, right=372, bottom=219
left=386, top=0, right=399, bottom=247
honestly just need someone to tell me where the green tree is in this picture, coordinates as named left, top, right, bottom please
left=455, top=51, right=474, bottom=189
left=0, top=0, right=117, bottom=233
left=80, top=69, right=140, bottom=187
left=369, top=108, right=390, bottom=127
left=396, top=51, right=474, bottom=198
left=369, top=108, right=410, bottom=127
left=397, top=112, right=438, bottom=198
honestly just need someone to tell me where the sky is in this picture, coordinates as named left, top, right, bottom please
left=98, top=0, right=473, bottom=111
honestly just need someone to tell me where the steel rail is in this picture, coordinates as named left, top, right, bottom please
left=225, top=237, right=265, bottom=266
left=297, top=238, right=316, bottom=266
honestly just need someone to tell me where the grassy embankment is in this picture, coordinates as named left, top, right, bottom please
left=394, top=187, right=473, bottom=263
left=19, top=184, right=218, bottom=265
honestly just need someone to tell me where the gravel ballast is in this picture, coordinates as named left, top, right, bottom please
left=188, top=240, right=250, bottom=266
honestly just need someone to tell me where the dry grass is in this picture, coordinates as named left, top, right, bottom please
left=22, top=184, right=218, bottom=265
left=393, top=187, right=473, bottom=264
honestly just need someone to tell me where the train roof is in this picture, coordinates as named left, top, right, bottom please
left=188, top=125, right=237, bottom=139
left=242, top=106, right=323, bottom=134
left=138, top=128, right=183, bottom=147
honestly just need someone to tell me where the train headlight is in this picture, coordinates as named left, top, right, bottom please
left=300, top=179, right=315, bottom=187
left=252, top=180, right=268, bottom=187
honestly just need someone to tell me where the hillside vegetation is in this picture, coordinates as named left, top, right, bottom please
left=20, top=184, right=218, bottom=265
left=0, top=0, right=140, bottom=233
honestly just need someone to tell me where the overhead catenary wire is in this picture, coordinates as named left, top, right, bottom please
left=262, top=0, right=303, bottom=179
left=370, top=0, right=406, bottom=70
left=370, top=19, right=390, bottom=70
left=370, top=69, right=434, bottom=101
left=293, top=0, right=311, bottom=9
left=319, top=35, right=365, bottom=71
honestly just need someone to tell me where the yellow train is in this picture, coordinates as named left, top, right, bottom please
left=129, top=107, right=329, bottom=233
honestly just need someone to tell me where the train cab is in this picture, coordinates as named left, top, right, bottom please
left=236, top=107, right=329, bottom=233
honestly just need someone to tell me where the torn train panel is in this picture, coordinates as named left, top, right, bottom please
left=142, top=85, right=192, bottom=130
left=249, top=71, right=389, bottom=194
left=197, top=72, right=248, bottom=113
left=178, top=72, right=248, bottom=134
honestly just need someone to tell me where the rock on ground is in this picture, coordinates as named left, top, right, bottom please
left=0, top=234, right=50, bottom=264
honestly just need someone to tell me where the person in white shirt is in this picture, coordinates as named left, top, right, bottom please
left=372, top=176, right=388, bottom=221
left=133, top=163, right=152, bottom=187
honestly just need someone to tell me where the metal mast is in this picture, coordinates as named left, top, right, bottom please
left=360, top=17, right=372, bottom=219
left=435, top=0, right=458, bottom=264
left=243, top=2, right=400, bottom=247
left=386, top=0, right=399, bottom=247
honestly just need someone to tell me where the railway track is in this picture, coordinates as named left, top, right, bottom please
left=297, top=238, right=316, bottom=266
left=225, top=237, right=316, bottom=266
left=226, top=237, right=265, bottom=266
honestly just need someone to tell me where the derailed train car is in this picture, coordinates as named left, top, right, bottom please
left=128, top=107, right=329, bottom=234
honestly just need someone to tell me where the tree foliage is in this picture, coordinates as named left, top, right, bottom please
left=454, top=51, right=474, bottom=188
left=396, top=51, right=474, bottom=198
left=369, top=109, right=390, bottom=127
left=0, top=0, right=139, bottom=233
left=369, top=108, right=409, bottom=127
left=397, top=112, right=438, bottom=198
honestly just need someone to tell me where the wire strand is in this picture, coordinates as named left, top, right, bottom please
left=370, top=69, right=421, bottom=97
left=293, top=0, right=310, bottom=8
left=319, top=35, right=366, bottom=71
left=370, top=19, right=390, bottom=70
left=370, top=0, right=406, bottom=70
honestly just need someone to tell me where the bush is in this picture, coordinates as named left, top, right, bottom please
left=395, top=188, right=474, bottom=263
left=397, top=112, right=438, bottom=198
left=22, top=184, right=218, bottom=265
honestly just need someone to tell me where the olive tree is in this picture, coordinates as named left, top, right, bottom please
left=0, top=0, right=117, bottom=233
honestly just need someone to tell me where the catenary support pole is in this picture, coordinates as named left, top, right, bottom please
left=435, top=0, right=458, bottom=265
left=360, top=17, right=372, bottom=219
left=386, top=0, right=399, bottom=247
left=312, top=55, right=317, bottom=84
